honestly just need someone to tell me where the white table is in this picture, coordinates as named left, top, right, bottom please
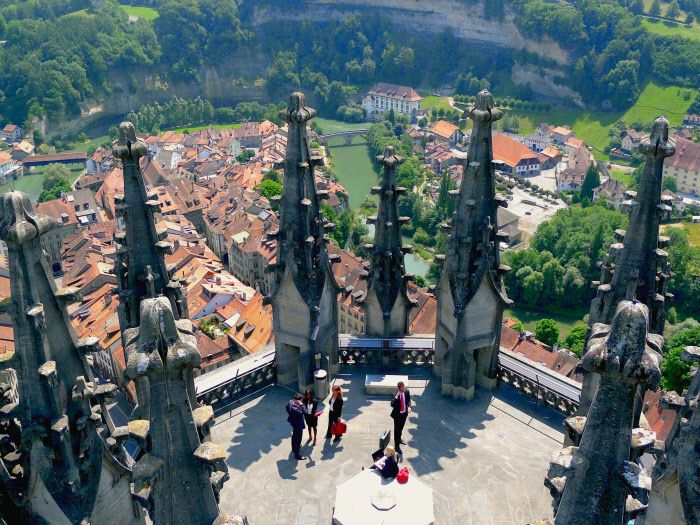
left=333, top=468, right=435, bottom=525
left=365, top=374, right=408, bottom=396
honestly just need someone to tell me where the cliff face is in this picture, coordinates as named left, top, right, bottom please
left=251, top=0, right=570, bottom=65
left=52, top=0, right=573, bottom=137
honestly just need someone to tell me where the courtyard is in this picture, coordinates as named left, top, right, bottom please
left=212, top=366, right=564, bottom=525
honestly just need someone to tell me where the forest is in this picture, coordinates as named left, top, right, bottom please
left=6, top=0, right=700, bottom=130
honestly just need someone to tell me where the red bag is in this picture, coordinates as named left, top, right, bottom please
left=397, top=467, right=410, bottom=484
left=331, top=418, right=347, bottom=436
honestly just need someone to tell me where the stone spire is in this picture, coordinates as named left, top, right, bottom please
left=267, top=92, right=340, bottom=389
left=0, top=191, right=113, bottom=522
left=648, top=346, right=700, bottom=524
left=576, top=117, right=675, bottom=422
left=362, top=145, right=416, bottom=337
left=433, top=89, right=511, bottom=400
left=544, top=301, right=662, bottom=525
left=114, top=123, right=233, bottom=524
left=112, top=122, right=188, bottom=329
left=113, top=122, right=190, bottom=420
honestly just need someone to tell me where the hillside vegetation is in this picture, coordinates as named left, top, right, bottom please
left=3, top=0, right=700, bottom=135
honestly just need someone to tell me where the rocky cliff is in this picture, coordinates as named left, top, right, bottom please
left=251, top=0, right=570, bottom=65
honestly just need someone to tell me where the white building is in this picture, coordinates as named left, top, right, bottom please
left=362, top=83, right=422, bottom=117
left=524, top=133, right=551, bottom=152
left=663, top=137, right=700, bottom=195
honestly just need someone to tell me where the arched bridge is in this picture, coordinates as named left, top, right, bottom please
left=319, top=129, right=368, bottom=146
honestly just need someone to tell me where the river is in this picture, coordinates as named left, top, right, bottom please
left=326, top=134, right=431, bottom=279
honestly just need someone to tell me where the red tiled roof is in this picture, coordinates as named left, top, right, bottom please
left=492, top=134, right=539, bottom=168
left=665, top=137, right=700, bottom=172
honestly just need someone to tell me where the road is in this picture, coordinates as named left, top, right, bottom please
left=506, top=186, right=567, bottom=237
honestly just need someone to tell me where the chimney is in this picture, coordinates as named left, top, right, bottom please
left=173, top=239, right=180, bottom=251
left=104, top=294, right=112, bottom=306
left=255, top=282, right=260, bottom=294
left=344, top=264, right=349, bottom=282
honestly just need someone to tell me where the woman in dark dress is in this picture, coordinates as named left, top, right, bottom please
left=303, top=389, right=319, bottom=444
left=325, top=385, right=344, bottom=442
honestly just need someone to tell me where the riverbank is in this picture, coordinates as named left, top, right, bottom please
left=325, top=125, right=431, bottom=279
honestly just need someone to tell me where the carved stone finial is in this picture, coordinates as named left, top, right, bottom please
left=470, top=89, right=503, bottom=124
left=638, top=116, right=675, bottom=158
left=0, top=191, right=54, bottom=245
left=583, top=301, right=661, bottom=388
left=113, top=121, right=148, bottom=161
left=279, top=92, right=316, bottom=124
left=376, top=145, right=404, bottom=168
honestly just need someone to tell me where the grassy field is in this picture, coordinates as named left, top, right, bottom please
left=662, top=222, right=700, bottom=245
left=67, top=136, right=109, bottom=154
left=0, top=164, right=85, bottom=203
left=168, top=123, right=242, bottom=133
left=121, top=5, right=159, bottom=20
left=494, top=80, right=696, bottom=158
left=505, top=307, right=587, bottom=341
left=642, top=18, right=700, bottom=40
left=609, top=167, right=633, bottom=186
left=621, top=82, right=697, bottom=127
left=420, top=95, right=440, bottom=110
left=642, top=0, right=698, bottom=25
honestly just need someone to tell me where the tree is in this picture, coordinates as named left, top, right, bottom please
left=564, top=324, right=587, bottom=358
left=334, top=209, right=355, bottom=247
left=108, top=126, right=119, bottom=142
left=581, top=196, right=591, bottom=208
left=522, top=271, right=544, bottom=305
left=257, top=180, right=282, bottom=200
left=86, top=145, right=98, bottom=159
left=661, top=327, right=700, bottom=393
left=263, top=169, right=281, bottom=183
left=39, top=178, right=71, bottom=203
left=666, top=0, right=681, bottom=20
left=686, top=13, right=695, bottom=24
left=662, top=176, right=677, bottom=193
left=580, top=164, right=600, bottom=201
left=535, top=319, right=560, bottom=347
left=667, top=306, right=678, bottom=325
left=237, top=149, right=255, bottom=163
left=414, top=275, right=427, bottom=288
left=590, top=223, right=604, bottom=272
left=649, top=0, right=661, bottom=16
left=33, top=129, right=44, bottom=146
left=42, top=164, right=72, bottom=191
left=629, top=0, right=644, bottom=15
left=512, top=319, right=524, bottom=332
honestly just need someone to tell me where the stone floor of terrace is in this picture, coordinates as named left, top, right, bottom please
left=212, top=366, right=564, bottom=525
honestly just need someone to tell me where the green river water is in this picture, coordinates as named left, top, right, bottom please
left=326, top=136, right=430, bottom=278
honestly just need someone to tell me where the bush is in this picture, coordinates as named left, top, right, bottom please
left=514, top=100, right=523, bottom=109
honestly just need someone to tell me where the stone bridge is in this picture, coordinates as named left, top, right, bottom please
left=319, top=129, right=368, bottom=146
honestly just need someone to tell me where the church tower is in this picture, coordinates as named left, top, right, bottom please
left=266, top=92, right=340, bottom=390
left=433, top=89, right=511, bottom=401
left=362, top=145, right=416, bottom=337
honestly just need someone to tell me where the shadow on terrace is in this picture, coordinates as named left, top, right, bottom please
left=210, top=365, right=566, bottom=525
